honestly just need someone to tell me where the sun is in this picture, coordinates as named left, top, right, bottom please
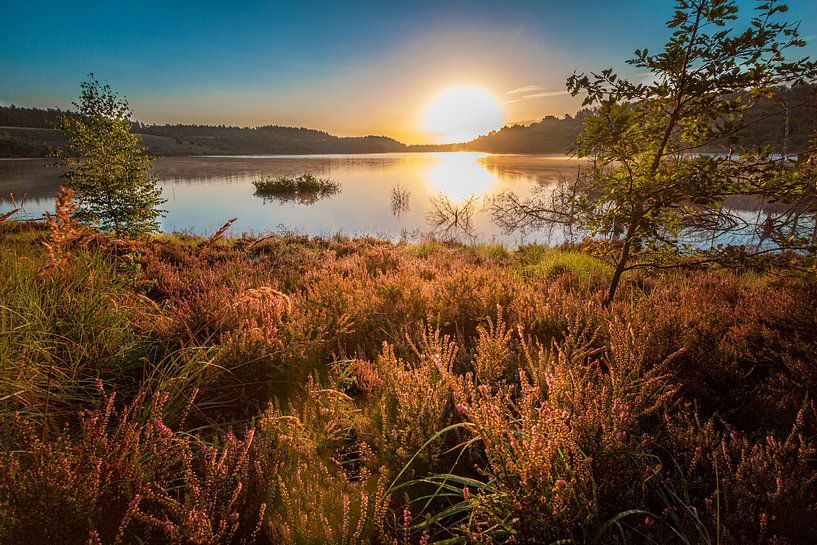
left=421, top=85, right=505, bottom=144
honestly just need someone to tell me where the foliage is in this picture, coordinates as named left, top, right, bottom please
left=252, top=174, right=341, bottom=205
left=492, top=0, right=817, bottom=303
left=1, top=389, right=268, bottom=545
left=2, top=205, right=817, bottom=544
left=52, top=74, right=165, bottom=237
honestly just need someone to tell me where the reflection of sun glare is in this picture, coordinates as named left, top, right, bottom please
left=422, top=85, right=504, bottom=143
left=424, top=152, right=497, bottom=202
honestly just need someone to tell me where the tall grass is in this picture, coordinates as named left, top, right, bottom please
left=1, top=212, right=816, bottom=544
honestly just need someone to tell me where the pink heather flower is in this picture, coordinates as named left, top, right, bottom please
left=705, top=498, right=713, bottom=509
left=455, top=404, right=468, bottom=414
left=555, top=479, right=567, bottom=488
left=759, top=512, right=768, bottom=530
left=95, top=378, right=105, bottom=395
left=154, top=420, right=173, bottom=438
left=127, top=495, right=142, bottom=511
left=403, top=507, right=412, bottom=526
left=463, top=486, right=471, bottom=501
left=419, top=531, right=431, bottom=545
left=644, top=516, right=655, bottom=528
left=162, top=521, right=174, bottom=534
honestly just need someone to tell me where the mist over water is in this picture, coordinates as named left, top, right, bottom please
left=0, top=153, right=584, bottom=245
left=0, top=152, right=793, bottom=247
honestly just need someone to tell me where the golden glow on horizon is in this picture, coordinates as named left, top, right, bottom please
left=421, top=85, right=505, bottom=144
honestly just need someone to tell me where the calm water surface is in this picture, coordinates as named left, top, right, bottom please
left=0, top=153, right=584, bottom=245
left=0, top=152, right=784, bottom=246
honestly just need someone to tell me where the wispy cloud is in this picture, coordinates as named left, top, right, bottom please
left=506, top=84, right=546, bottom=95
left=803, top=34, right=817, bottom=42
left=508, top=90, right=569, bottom=103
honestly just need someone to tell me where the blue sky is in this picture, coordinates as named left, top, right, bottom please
left=2, top=0, right=815, bottom=142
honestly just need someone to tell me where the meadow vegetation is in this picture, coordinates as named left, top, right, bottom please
left=2, top=209, right=817, bottom=544
left=2, top=2, right=816, bottom=543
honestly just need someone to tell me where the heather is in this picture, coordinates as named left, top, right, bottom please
left=1, top=218, right=817, bottom=544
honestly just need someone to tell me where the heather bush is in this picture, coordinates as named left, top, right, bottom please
left=622, top=272, right=817, bottom=430
left=258, top=379, right=390, bottom=544
left=0, top=389, right=267, bottom=545
left=423, top=309, right=679, bottom=543
left=2, top=223, right=817, bottom=544
left=368, top=329, right=460, bottom=472
left=266, top=459, right=389, bottom=545
left=472, top=307, right=518, bottom=384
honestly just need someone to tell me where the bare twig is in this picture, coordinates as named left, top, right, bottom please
left=199, top=218, right=237, bottom=256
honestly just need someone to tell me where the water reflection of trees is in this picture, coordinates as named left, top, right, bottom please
left=390, top=185, right=410, bottom=217
left=489, top=167, right=817, bottom=252
left=426, top=193, right=479, bottom=242
left=256, top=192, right=337, bottom=205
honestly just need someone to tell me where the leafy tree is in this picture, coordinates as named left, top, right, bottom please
left=492, top=0, right=817, bottom=303
left=53, top=74, right=165, bottom=237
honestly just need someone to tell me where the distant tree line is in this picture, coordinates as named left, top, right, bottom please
left=0, top=104, right=73, bottom=128
left=0, top=83, right=813, bottom=158
left=462, top=85, right=816, bottom=154
left=136, top=123, right=407, bottom=154
left=729, top=83, right=816, bottom=151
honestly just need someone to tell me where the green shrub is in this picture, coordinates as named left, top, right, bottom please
left=252, top=174, right=340, bottom=204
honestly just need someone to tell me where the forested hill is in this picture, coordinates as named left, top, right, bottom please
left=461, top=111, right=589, bottom=154
left=1, top=84, right=814, bottom=157
left=462, top=85, right=816, bottom=154
left=138, top=124, right=411, bottom=155
left=0, top=110, right=411, bottom=157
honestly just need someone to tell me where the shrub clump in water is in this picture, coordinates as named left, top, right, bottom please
left=252, top=173, right=340, bottom=204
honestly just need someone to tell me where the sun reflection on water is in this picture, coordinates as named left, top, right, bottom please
left=422, top=152, right=497, bottom=202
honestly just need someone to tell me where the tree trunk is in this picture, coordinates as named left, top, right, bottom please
left=605, top=236, right=632, bottom=306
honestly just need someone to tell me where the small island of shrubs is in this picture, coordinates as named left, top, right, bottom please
left=252, top=173, right=341, bottom=204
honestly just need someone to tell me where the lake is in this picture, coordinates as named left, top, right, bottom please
left=0, top=152, right=785, bottom=247
left=0, top=153, right=589, bottom=245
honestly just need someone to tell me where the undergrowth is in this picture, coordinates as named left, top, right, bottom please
left=1, top=217, right=816, bottom=544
